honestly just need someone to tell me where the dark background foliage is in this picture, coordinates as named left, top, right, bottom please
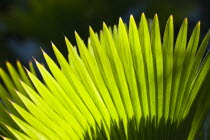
left=0, top=0, right=209, bottom=139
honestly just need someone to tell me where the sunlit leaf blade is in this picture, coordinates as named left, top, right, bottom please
left=129, top=15, right=149, bottom=118
left=15, top=90, right=77, bottom=139
left=184, top=51, right=210, bottom=116
left=162, top=15, right=174, bottom=121
left=28, top=61, right=37, bottom=78
left=0, top=135, right=13, bottom=140
left=16, top=61, right=34, bottom=90
left=6, top=62, right=28, bottom=98
left=11, top=101, right=62, bottom=139
left=181, top=30, right=210, bottom=118
left=139, top=13, right=156, bottom=118
left=89, top=27, right=127, bottom=122
left=119, top=18, right=141, bottom=122
left=0, top=104, right=18, bottom=138
left=9, top=113, right=49, bottom=140
left=169, top=18, right=188, bottom=120
left=20, top=80, right=85, bottom=137
left=0, top=67, right=25, bottom=109
left=44, top=46, right=101, bottom=125
left=75, top=32, right=112, bottom=127
left=5, top=125, right=32, bottom=140
left=150, top=14, right=163, bottom=122
left=0, top=85, right=16, bottom=114
left=103, top=22, right=134, bottom=121
left=26, top=67, right=85, bottom=138
left=174, top=22, right=200, bottom=121
left=188, top=66, right=210, bottom=140
left=39, top=48, right=94, bottom=137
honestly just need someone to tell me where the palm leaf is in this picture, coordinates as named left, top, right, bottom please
left=0, top=14, right=209, bottom=140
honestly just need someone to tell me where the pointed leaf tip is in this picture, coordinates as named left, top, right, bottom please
left=32, top=57, right=38, bottom=63
left=42, top=50, right=47, bottom=56
left=119, top=18, right=124, bottom=25
left=3, top=108, right=11, bottom=115
left=17, top=78, right=23, bottom=83
left=119, top=17, right=123, bottom=21
left=64, top=36, right=68, bottom=40
left=6, top=61, right=11, bottom=66
left=50, top=41, right=55, bottom=46
left=184, top=18, right=188, bottom=23
left=0, top=135, right=8, bottom=140
left=141, top=13, right=146, bottom=19
left=16, top=59, right=20, bottom=64
left=40, top=48, right=47, bottom=56
left=154, top=14, right=158, bottom=19
left=130, top=15, right=134, bottom=20
left=167, top=15, right=173, bottom=23
left=89, top=26, right=94, bottom=33
left=23, top=66, right=30, bottom=74
left=75, top=31, right=83, bottom=42
left=8, top=99, right=14, bottom=104
left=63, top=34, right=67, bottom=38
left=103, top=22, right=108, bottom=28
left=74, top=31, right=79, bottom=37
left=13, top=88, right=18, bottom=93
left=51, top=43, right=57, bottom=50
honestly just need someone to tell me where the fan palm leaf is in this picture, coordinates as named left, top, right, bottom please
left=0, top=13, right=210, bottom=140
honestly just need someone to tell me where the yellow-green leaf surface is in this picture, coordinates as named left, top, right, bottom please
left=0, top=14, right=209, bottom=140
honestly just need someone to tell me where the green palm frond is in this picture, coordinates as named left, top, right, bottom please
left=0, top=14, right=210, bottom=140
left=0, top=61, right=37, bottom=139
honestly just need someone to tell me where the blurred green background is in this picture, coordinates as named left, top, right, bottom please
left=0, top=0, right=209, bottom=139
